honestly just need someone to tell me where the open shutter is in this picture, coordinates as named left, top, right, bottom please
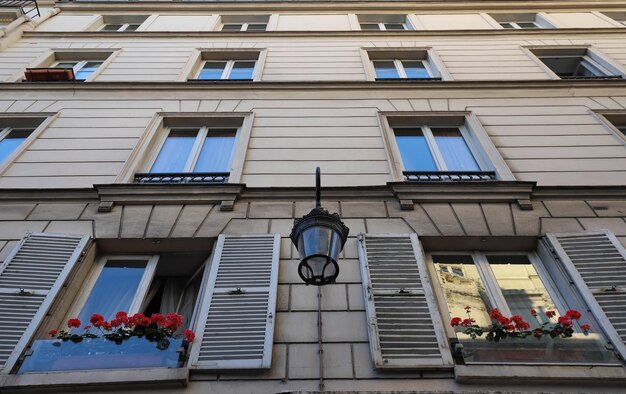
left=0, top=232, right=91, bottom=373
left=189, top=234, right=280, bottom=370
left=544, top=230, right=626, bottom=359
left=357, top=233, right=453, bottom=369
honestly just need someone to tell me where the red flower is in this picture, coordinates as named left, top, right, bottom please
left=515, top=321, right=530, bottom=330
left=48, top=329, right=58, bottom=336
left=110, top=319, right=120, bottom=328
left=450, top=317, right=462, bottom=327
left=67, top=318, right=81, bottom=328
left=102, top=321, right=113, bottom=331
left=558, top=316, right=573, bottom=327
left=166, top=312, right=184, bottom=331
left=83, top=325, right=92, bottom=330
left=461, top=318, right=475, bottom=327
left=510, top=315, right=524, bottom=324
left=565, top=309, right=582, bottom=320
left=530, top=309, right=537, bottom=316
left=116, top=311, right=129, bottom=325
left=581, top=324, right=591, bottom=331
left=130, top=313, right=146, bottom=326
left=183, top=329, right=195, bottom=342
left=151, top=313, right=167, bottom=328
left=464, top=306, right=472, bottom=311
left=489, top=308, right=502, bottom=320
left=497, top=316, right=511, bottom=326
left=90, top=313, right=105, bottom=327
left=545, top=310, right=556, bottom=318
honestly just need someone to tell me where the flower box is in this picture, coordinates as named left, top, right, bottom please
left=19, top=337, right=185, bottom=373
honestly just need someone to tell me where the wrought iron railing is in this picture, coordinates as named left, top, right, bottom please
left=134, top=172, right=230, bottom=184
left=0, top=0, right=39, bottom=18
left=559, top=75, right=623, bottom=80
left=403, top=171, right=496, bottom=181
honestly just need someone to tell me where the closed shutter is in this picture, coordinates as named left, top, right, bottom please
left=0, top=233, right=91, bottom=373
left=189, top=234, right=280, bottom=370
left=544, top=230, right=626, bottom=359
left=357, top=233, right=453, bottom=369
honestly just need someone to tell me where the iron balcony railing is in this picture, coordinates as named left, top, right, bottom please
left=559, top=75, right=623, bottom=80
left=403, top=171, right=496, bottom=181
left=134, top=172, right=230, bottom=184
left=0, top=0, right=39, bottom=18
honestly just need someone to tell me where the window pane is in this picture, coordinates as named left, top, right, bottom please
left=77, top=260, right=148, bottom=324
left=373, top=60, right=400, bottom=79
left=150, top=129, right=198, bottom=173
left=228, top=61, right=255, bottom=80
left=402, top=60, right=430, bottom=78
left=198, top=61, right=227, bottom=80
left=517, top=22, right=538, bottom=28
left=125, top=24, right=141, bottom=31
left=0, top=129, right=33, bottom=163
left=431, top=127, right=480, bottom=171
left=433, top=254, right=493, bottom=327
left=499, top=22, right=515, bottom=29
left=486, top=255, right=560, bottom=325
left=193, top=128, right=236, bottom=172
left=246, top=23, right=267, bottom=31
left=384, top=23, right=406, bottom=30
left=53, top=62, right=78, bottom=69
left=577, top=60, right=606, bottom=77
left=222, top=23, right=243, bottom=31
left=394, top=128, right=437, bottom=171
left=360, top=23, right=380, bottom=30
left=74, top=62, right=103, bottom=81
left=102, top=24, right=123, bottom=31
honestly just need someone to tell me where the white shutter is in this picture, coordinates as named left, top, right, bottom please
left=0, top=232, right=91, bottom=373
left=189, top=234, right=280, bottom=370
left=544, top=230, right=626, bottom=359
left=357, top=233, right=453, bottom=369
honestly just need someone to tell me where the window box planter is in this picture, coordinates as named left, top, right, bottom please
left=18, top=337, right=185, bottom=373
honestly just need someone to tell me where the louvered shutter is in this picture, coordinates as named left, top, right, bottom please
left=357, top=233, right=453, bottom=369
left=189, top=234, right=280, bottom=370
left=0, top=233, right=91, bottom=373
left=544, top=230, right=626, bottom=360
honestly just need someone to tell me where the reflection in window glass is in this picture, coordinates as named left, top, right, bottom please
left=247, top=23, right=267, bottom=31
left=384, top=23, right=405, bottom=30
left=402, top=60, right=430, bottom=78
left=150, top=129, right=198, bottom=173
left=199, top=61, right=227, bottom=80
left=228, top=61, right=255, bottom=80
left=360, top=23, right=380, bottom=30
left=431, top=127, right=480, bottom=171
left=0, top=129, right=34, bottom=164
left=373, top=60, right=399, bottom=78
left=193, top=129, right=236, bottom=172
left=77, top=260, right=147, bottom=323
left=433, top=254, right=492, bottom=327
left=102, top=24, right=123, bottom=31
left=222, top=23, right=243, bottom=31
left=394, top=128, right=437, bottom=171
left=487, top=255, right=559, bottom=325
left=74, top=61, right=103, bottom=81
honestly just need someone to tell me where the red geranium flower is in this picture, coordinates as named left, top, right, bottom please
left=84, top=325, right=92, bottom=330
left=166, top=312, right=184, bottom=331
left=489, top=308, right=502, bottom=319
left=67, top=318, right=81, bottom=328
left=450, top=317, right=462, bottom=327
left=565, top=309, right=582, bottom=320
left=530, top=309, right=537, bottom=316
left=558, top=316, right=573, bottom=327
left=90, top=313, right=105, bottom=327
left=183, top=329, right=195, bottom=342
left=116, top=311, right=129, bottom=325
left=151, top=313, right=167, bottom=328
left=545, top=310, right=556, bottom=318
left=48, top=329, right=58, bottom=336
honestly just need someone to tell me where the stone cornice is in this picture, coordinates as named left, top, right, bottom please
left=20, top=27, right=626, bottom=40
left=5, top=79, right=626, bottom=92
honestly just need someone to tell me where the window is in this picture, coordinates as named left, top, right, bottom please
left=197, top=60, right=256, bottom=80
left=98, top=15, right=147, bottom=32
left=219, top=14, right=269, bottom=31
left=430, top=251, right=619, bottom=365
left=0, top=127, right=33, bottom=164
left=366, top=49, right=445, bottom=81
left=51, top=60, right=103, bottom=81
left=357, top=14, right=412, bottom=31
left=598, top=113, right=626, bottom=142
left=602, top=12, right=626, bottom=27
left=374, top=59, right=436, bottom=79
left=489, top=13, right=554, bottom=29
left=383, top=113, right=510, bottom=181
left=530, top=47, right=624, bottom=79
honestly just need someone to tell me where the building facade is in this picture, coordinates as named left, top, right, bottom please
left=1, top=0, right=626, bottom=392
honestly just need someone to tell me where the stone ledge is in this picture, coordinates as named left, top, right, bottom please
left=455, top=364, right=626, bottom=384
left=0, top=367, right=189, bottom=392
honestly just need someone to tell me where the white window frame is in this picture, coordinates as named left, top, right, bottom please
left=221, top=22, right=267, bottom=31
left=537, top=54, right=614, bottom=77
left=66, top=255, right=159, bottom=321
left=147, top=125, right=240, bottom=173
left=428, top=251, right=570, bottom=320
left=361, top=21, right=408, bottom=31
left=99, top=22, right=140, bottom=32
left=50, top=60, right=104, bottom=80
left=392, top=125, right=487, bottom=172
left=499, top=21, right=541, bottom=29
left=373, top=58, right=437, bottom=79
left=197, top=60, right=257, bottom=80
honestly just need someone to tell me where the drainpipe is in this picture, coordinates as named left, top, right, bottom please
left=317, top=286, right=324, bottom=391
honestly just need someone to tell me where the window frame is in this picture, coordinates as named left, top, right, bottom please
left=360, top=22, right=408, bottom=31
left=525, top=46, right=626, bottom=80
left=65, top=255, right=160, bottom=323
left=499, top=21, right=540, bottom=29
left=146, top=125, right=240, bottom=174
left=50, top=60, right=104, bottom=81
left=13, top=49, right=119, bottom=83
left=196, top=59, right=257, bottom=81
left=180, top=49, right=266, bottom=82
left=363, top=48, right=449, bottom=81
left=221, top=22, right=267, bottom=32
left=99, top=22, right=140, bottom=32
left=372, top=58, right=438, bottom=80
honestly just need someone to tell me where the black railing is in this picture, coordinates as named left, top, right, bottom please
left=134, top=172, right=230, bottom=184
left=0, top=0, right=39, bottom=18
left=559, top=75, right=623, bottom=80
left=403, top=171, right=496, bottom=181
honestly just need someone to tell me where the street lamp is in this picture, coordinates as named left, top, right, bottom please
left=290, top=167, right=350, bottom=286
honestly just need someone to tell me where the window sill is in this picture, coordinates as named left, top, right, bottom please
left=375, top=77, right=442, bottom=82
left=455, top=364, right=626, bottom=384
left=0, top=367, right=189, bottom=391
